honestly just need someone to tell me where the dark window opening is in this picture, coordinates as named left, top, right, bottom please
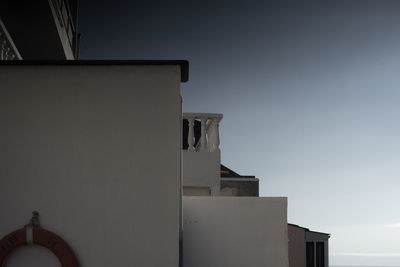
left=306, top=242, right=315, bottom=267
left=316, top=242, right=325, bottom=267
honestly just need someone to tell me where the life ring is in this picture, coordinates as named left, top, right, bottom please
left=0, top=214, right=78, bottom=267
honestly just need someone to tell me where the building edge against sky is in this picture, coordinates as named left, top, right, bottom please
left=0, top=62, right=292, bottom=267
left=0, top=2, right=331, bottom=267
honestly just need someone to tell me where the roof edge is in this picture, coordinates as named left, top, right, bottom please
left=0, top=60, right=189, bottom=82
left=288, top=223, right=330, bottom=236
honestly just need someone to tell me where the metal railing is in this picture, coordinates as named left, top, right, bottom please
left=50, top=0, right=78, bottom=58
left=0, top=19, right=22, bottom=60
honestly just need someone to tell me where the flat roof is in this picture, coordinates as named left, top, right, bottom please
left=0, top=60, right=189, bottom=82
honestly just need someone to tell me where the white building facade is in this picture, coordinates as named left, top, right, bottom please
left=0, top=61, right=291, bottom=267
left=0, top=61, right=187, bottom=267
left=182, top=112, right=289, bottom=267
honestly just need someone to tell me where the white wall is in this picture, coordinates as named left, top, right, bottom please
left=182, top=151, right=220, bottom=195
left=0, top=64, right=182, bottom=267
left=183, top=196, right=289, bottom=267
left=288, top=225, right=306, bottom=267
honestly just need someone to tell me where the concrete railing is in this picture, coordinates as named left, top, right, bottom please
left=183, top=113, right=223, bottom=152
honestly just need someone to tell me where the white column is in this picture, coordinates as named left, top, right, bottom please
left=207, top=117, right=220, bottom=152
left=199, top=117, right=207, bottom=152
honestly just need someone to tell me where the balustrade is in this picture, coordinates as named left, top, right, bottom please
left=183, top=113, right=223, bottom=152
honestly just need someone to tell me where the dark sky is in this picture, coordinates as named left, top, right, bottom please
left=79, top=1, right=400, bottom=265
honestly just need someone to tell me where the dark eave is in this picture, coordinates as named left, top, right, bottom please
left=307, top=230, right=331, bottom=237
left=221, top=164, right=256, bottom=178
left=288, top=223, right=330, bottom=237
left=0, top=60, right=189, bottom=82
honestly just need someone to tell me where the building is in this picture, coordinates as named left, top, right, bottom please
left=180, top=114, right=329, bottom=267
left=182, top=114, right=259, bottom=197
left=0, top=0, right=79, bottom=60
left=1, top=3, right=289, bottom=266
left=0, top=63, right=290, bottom=267
left=288, top=224, right=330, bottom=267
left=181, top=113, right=289, bottom=267
left=0, top=3, right=328, bottom=266
left=0, top=60, right=188, bottom=266
left=0, top=61, right=290, bottom=267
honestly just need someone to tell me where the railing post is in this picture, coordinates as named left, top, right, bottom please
left=183, top=113, right=222, bottom=152
left=199, top=117, right=208, bottom=152
left=187, top=117, right=195, bottom=151
left=207, top=117, right=220, bottom=152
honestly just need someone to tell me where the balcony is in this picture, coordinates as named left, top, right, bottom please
left=49, top=0, right=79, bottom=59
left=183, top=113, right=223, bottom=152
left=0, top=19, right=21, bottom=60
left=182, top=113, right=223, bottom=196
left=0, top=0, right=78, bottom=59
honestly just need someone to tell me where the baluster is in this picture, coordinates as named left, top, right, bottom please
left=207, top=117, right=220, bottom=152
left=187, top=117, right=195, bottom=151
left=199, top=117, right=207, bottom=152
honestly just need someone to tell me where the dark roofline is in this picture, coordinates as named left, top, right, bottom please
left=0, top=60, right=189, bottom=82
left=288, top=223, right=330, bottom=236
left=308, top=230, right=331, bottom=237
left=288, top=223, right=309, bottom=231
left=221, top=164, right=256, bottom=178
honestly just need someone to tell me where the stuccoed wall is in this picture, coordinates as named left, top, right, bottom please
left=183, top=196, right=289, bottom=267
left=288, top=225, right=306, bottom=267
left=182, top=151, right=220, bottom=195
left=220, top=179, right=259, bottom=196
left=0, top=64, right=182, bottom=267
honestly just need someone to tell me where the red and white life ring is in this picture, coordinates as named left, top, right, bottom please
left=0, top=225, right=79, bottom=267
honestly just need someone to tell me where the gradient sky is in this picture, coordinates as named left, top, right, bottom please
left=79, top=1, right=400, bottom=265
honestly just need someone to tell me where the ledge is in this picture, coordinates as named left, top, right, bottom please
left=0, top=60, right=189, bottom=82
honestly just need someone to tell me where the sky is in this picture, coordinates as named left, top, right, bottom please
left=79, top=1, right=400, bottom=266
